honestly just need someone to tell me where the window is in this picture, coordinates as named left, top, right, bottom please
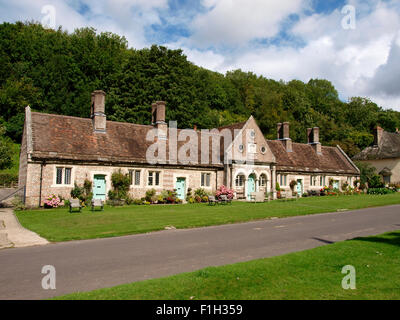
left=129, top=170, right=141, bottom=186
left=235, top=174, right=245, bottom=187
left=64, top=168, right=72, bottom=185
left=260, top=174, right=267, bottom=187
left=310, top=176, right=317, bottom=186
left=201, top=173, right=211, bottom=187
left=320, top=175, right=326, bottom=186
left=238, top=144, right=244, bottom=152
left=56, top=168, right=63, bottom=185
left=148, top=171, right=160, bottom=186
left=260, top=146, right=266, bottom=154
left=280, top=174, right=287, bottom=186
left=56, top=167, right=72, bottom=185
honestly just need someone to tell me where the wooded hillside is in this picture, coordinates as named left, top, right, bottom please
left=1, top=22, right=400, bottom=157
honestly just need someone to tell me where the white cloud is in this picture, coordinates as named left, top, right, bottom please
left=189, top=0, right=304, bottom=47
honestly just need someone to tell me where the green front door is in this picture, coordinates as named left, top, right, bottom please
left=175, top=178, right=186, bottom=200
left=333, top=180, right=339, bottom=190
left=247, top=174, right=256, bottom=200
left=296, top=179, right=303, bottom=196
left=93, top=175, right=106, bottom=200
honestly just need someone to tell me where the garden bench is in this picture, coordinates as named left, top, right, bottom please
left=69, top=199, right=82, bottom=213
left=208, top=196, right=218, bottom=205
left=250, top=191, right=266, bottom=202
left=91, top=199, right=104, bottom=211
left=219, top=195, right=232, bottom=205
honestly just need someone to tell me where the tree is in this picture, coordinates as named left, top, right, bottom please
left=0, top=124, right=12, bottom=170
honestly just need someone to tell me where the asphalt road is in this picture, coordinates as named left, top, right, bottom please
left=0, top=204, right=399, bottom=300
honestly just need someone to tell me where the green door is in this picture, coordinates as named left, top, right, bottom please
left=93, top=175, right=106, bottom=200
left=333, top=180, right=339, bottom=190
left=296, top=179, right=303, bottom=196
left=247, top=174, right=256, bottom=200
left=175, top=178, right=186, bottom=200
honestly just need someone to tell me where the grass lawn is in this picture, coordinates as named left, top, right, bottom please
left=54, top=230, right=400, bottom=300
left=16, top=193, right=400, bottom=242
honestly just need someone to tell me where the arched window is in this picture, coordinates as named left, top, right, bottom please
left=260, top=174, right=267, bottom=187
left=235, top=174, right=245, bottom=187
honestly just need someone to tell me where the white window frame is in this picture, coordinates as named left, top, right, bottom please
left=129, top=169, right=142, bottom=187
left=148, top=171, right=161, bottom=187
left=201, top=173, right=211, bottom=188
left=235, top=174, right=245, bottom=187
left=53, top=166, right=73, bottom=187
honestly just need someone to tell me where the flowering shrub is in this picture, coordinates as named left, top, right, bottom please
left=44, top=194, right=61, bottom=208
left=216, top=185, right=234, bottom=200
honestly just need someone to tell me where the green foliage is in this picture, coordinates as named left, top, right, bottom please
left=70, top=180, right=93, bottom=205
left=354, top=161, right=384, bottom=188
left=145, top=189, right=157, bottom=203
left=110, top=170, right=130, bottom=200
left=0, top=172, right=18, bottom=187
left=367, top=188, right=395, bottom=195
left=0, top=124, right=13, bottom=170
left=1, top=21, right=400, bottom=159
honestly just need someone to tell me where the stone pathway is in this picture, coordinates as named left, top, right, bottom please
left=0, top=208, right=49, bottom=249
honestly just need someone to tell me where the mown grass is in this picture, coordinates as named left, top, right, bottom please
left=54, top=230, right=400, bottom=300
left=16, top=193, right=400, bottom=242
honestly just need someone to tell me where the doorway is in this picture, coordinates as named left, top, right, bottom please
left=175, top=177, right=186, bottom=200
left=93, top=175, right=106, bottom=200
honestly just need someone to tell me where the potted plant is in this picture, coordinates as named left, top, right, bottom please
left=276, top=182, right=281, bottom=199
left=289, top=180, right=297, bottom=196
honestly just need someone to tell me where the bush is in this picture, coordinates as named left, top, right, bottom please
left=71, top=183, right=84, bottom=199
left=11, top=195, right=26, bottom=211
left=0, top=173, right=18, bottom=187
left=145, top=189, right=156, bottom=203
left=194, top=188, right=208, bottom=198
left=44, top=194, right=61, bottom=208
left=367, top=188, right=395, bottom=195
left=133, top=199, right=143, bottom=205
left=215, top=185, right=234, bottom=200
left=111, top=170, right=130, bottom=200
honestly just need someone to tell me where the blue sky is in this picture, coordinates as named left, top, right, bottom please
left=1, top=0, right=400, bottom=110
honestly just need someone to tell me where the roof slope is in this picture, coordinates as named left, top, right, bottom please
left=353, top=131, right=400, bottom=160
left=29, top=111, right=247, bottom=167
left=267, top=140, right=359, bottom=174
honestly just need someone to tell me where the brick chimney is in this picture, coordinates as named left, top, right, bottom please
left=152, top=101, right=167, bottom=139
left=307, top=127, right=321, bottom=154
left=374, top=126, right=383, bottom=145
left=91, top=90, right=106, bottom=133
left=277, top=122, right=292, bottom=152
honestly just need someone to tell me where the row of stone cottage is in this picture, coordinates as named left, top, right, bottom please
left=18, top=90, right=360, bottom=207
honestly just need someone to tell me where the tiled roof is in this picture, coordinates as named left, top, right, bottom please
left=267, top=140, right=359, bottom=174
left=30, top=112, right=246, bottom=167
left=353, top=131, right=400, bottom=160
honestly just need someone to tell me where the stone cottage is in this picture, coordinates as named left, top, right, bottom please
left=18, top=90, right=360, bottom=207
left=353, top=126, right=400, bottom=185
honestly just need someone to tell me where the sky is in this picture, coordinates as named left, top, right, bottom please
left=1, top=0, right=400, bottom=111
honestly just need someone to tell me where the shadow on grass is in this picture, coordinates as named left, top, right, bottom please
left=353, top=231, right=400, bottom=248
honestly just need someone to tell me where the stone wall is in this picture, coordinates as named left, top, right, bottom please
left=24, top=162, right=225, bottom=207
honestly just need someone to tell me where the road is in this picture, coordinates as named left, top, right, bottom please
left=0, top=204, right=399, bottom=300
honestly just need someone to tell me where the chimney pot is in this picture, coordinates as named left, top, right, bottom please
left=91, top=90, right=106, bottom=133
left=307, top=127, right=321, bottom=154
left=374, top=126, right=383, bottom=145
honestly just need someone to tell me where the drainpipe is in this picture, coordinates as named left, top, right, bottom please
left=38, top=161, right=45, bottom=207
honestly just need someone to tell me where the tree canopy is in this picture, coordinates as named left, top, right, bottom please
left=1, top=22, right=400, bottom=157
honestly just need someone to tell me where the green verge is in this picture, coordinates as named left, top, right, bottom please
left=16, top=193, right=400, bottom=242
left=54, top=230, right=400, bottom=300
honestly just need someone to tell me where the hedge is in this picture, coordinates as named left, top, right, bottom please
left=367, top=188, right=395, bottom=195
left=0, top=173, right=18, bottom=187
